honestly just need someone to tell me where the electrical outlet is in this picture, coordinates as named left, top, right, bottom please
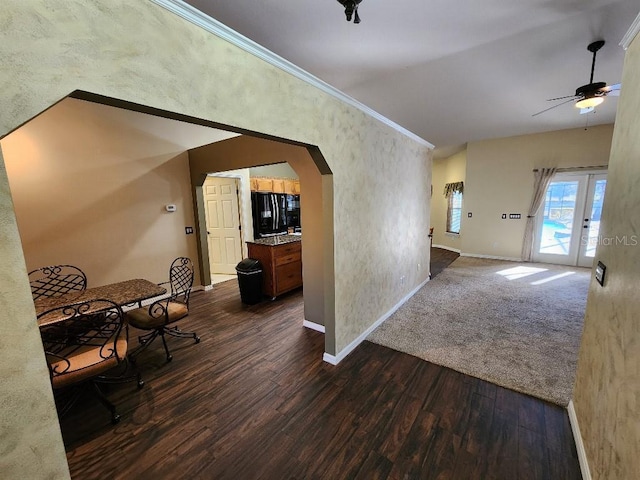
left=400, top=275, right=405, bottom=286
left=185, top=227, right=194, bottom=234
left=468, top=212, right=472, bottom=218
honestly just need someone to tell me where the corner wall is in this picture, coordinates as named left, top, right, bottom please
left=1, top=98, right=205, bottom=287
left=0, top=3, right=432, bottom=476
left=461, top=124, right=613, bottom=259
left=573, top=30, right=640, bottom=479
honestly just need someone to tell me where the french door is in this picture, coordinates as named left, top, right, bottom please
left=533, top=172, right=607, bottom=267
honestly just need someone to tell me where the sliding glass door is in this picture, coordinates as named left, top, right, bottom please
left=533, top=173, right=607, bottom=267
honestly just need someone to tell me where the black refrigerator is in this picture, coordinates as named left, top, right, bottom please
left=251, top=192, right=288, bottom=238
left=286, top=194, right=301, bottom=232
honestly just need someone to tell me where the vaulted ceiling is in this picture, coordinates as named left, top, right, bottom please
left=184, top=0, right=639, bottom=157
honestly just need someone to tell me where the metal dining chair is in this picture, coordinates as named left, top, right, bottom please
left=126, top=257, right=200, bottom=362
left=29, top=264, right=87, bottom=300
left=38, top=298, right=143, bottom=424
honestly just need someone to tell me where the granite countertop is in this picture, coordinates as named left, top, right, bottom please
left=35, top=279, right=167, bottom=326
left=247, top=234, right=302, bottom=246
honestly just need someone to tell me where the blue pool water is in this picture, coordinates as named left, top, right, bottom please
left=543, top=219, right=568, bottom=230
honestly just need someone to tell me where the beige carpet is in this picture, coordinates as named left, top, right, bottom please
left=367, top=256, right=591, bottom=406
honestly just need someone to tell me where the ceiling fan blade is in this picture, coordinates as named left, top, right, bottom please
left=602, top=83, right=621, bottom=92
left=546, top=94, right=578, bottom=101
left=532, top=97, right=578, bottom=117
left=580, top=106, right=595, bottom=115
left=599, top=83, right=621, bottom=96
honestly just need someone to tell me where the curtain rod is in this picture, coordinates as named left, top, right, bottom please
left=533, top=165, right=607, bottom=172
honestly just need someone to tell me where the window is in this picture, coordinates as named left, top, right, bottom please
left=447, top=191, right=462, bottom=234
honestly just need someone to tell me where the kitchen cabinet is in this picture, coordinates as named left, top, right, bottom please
left=250, top=177, right=300, bottom=195
left=272, top=178, right=285, bottom=193
left=247, top=239, right=302, bottom=298
left=254, top=177, right=274, bottom=192
left=284, top=179, right=301, bottom=194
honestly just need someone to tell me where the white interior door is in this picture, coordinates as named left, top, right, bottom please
left=204, top=176, right=243, bottom=275
left=533, top=172, right=606, bottom=267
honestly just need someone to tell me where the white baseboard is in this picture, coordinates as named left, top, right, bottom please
left=303, top=320, right=325, bottom=333
left=461, top=252, right=522, bottom=262
left=432, top=244, right=461, bottom=253
left=323, top=276, right=430, bottom=365
left=568, top=400, right=592, bottom=480
left=323, top=351, right=339, bottom=365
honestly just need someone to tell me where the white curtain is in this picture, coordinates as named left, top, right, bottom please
left=521, top=168, right=556, bottom=262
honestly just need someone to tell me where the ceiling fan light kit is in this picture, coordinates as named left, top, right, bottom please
left=337, top=0, right=362, bottom=24
left=532, top=39, right=621, bottom=117
left=575, top=95, right=604, bottom=109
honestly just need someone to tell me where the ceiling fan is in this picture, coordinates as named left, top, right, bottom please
left=532, top=40, right=621, bottom=117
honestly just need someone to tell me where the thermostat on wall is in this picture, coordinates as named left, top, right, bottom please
left=165, top=204, right=177, bottom=212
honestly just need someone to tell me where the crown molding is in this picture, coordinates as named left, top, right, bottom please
left=150, top=0, right=434, bottom=149
left=621, top=11, right=640, bottom=50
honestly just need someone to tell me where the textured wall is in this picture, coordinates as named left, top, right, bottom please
left=0, top=1, right=430, bottom=476
left=0, top=149, right=70, bottom=478
left=462, top=125, right=613, bottom=259
left=2, top=98, right=202, bottom=287
left=573, top=34, right=640, bottom=479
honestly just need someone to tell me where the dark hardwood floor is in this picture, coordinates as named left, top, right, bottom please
left=60, top=276, right=581, bottom=479
left=430, top=246, right=460, bottom=279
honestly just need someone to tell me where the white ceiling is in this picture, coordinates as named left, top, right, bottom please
left=183, top=0, right=639, bottom=157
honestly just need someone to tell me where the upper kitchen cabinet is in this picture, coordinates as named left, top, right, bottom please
left=284, top=179, right=301, bottom=194
left=272, top=178, right=285, bottom=193
left=253, top=177, right=274, bottom=192
left=251, top=176, right=300, bottom=194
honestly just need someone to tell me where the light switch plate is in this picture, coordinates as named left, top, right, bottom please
left=595, top=261, right=606, bottom=286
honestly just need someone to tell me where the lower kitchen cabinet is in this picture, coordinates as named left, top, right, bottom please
left=247, top=240, right=302, bottom=298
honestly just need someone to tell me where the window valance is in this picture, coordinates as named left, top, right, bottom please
left=443, top=181, right=464, bottom=198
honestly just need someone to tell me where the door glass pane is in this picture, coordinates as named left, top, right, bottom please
left=584, top=179, right=607, bottom=257
left=538, top=181, right=578, bottom=255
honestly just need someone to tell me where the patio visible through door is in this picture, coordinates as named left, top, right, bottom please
left=533, top=172, right=607, bottom=267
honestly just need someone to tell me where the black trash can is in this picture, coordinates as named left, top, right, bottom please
left=235, top=258, right=263, bottom=304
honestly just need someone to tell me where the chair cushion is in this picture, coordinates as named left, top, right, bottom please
left=126, top=301, right=189, bottom=329
left=49, top=332, right=127, bottom=389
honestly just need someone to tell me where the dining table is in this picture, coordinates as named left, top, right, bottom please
left=35, top=278, right=167, bottom=327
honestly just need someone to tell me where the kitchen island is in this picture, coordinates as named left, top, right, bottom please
left=246, top=235, right=302, bottom=299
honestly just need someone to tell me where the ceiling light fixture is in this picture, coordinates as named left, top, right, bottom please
left=575, top=95, right=604, bottom=109
left=337, top=0, right=362, bottom=24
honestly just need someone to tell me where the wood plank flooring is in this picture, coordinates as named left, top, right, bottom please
left=60, top=277, right=581, bottom=479
left=430, top=247, right=460, bottom=279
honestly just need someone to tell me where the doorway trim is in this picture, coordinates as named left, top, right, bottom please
left=63, top=90, right=336, bottom=356
left=205, top=172, right=252, bottom=261
left=202, top=175, right=244, bottom=277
